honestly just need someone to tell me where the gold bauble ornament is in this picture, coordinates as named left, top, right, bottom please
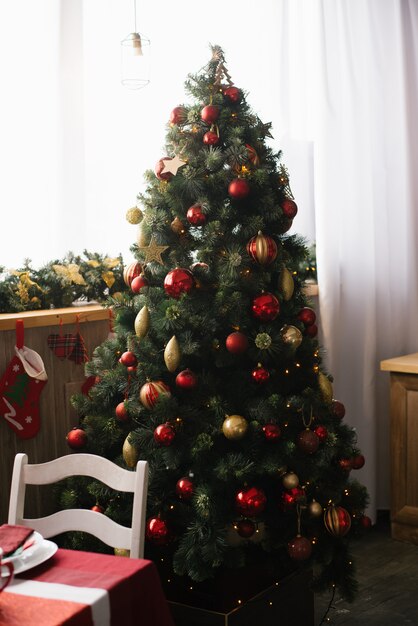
left=222, top=414, right=248, bottom=440
left=136, top=223, right=150, bottom=248
left=318, top=371, right=333, bottom=404
left=126, top=207, right=143, bottom=224
left=280, top=325, right=303, bottom=350
left=308, top=500, right=323, bottom=518
left=170, top=216, right=186, bottom=235
left=282, top=472, right=299, bottom=490
left=279, top=267, right=294, bottom=301
left=164, top=335, right=181, bottom=373
left=114, top=548, right=130, bottom=557
left=134, top=306, right=150, bottom=339
left=122, top=434, right=138, bottom=468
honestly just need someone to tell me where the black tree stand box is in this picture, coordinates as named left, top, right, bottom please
left=165, top=562, right=314, bottom=626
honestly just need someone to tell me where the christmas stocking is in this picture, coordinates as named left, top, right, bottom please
left=0, top=320, right=48, bottom=439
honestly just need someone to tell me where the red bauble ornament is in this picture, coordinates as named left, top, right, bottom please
left=287, top=535, right=312, bottom=561
left=146, top=517, right=171, bottom=546
left=236, top=519, right=256, bottom=538
left=170, top=106, right=187, bottom=125
left=297, top=429, right=320, bottom=454
left=66, top=427, right=87, bottom=450
left=154, top=423, right=176, bottom=446
left=228, top=178, right=250, bottom=199
left=201, top=104, right=220, bottom=124
left=123, top=262, right=143, bottom=287
left=186, top=204, right=207, bottom=226
left=324, top=506, right=351, bottom=537
left=332, top=400, right=346, bottom=420
left=131, top=274, right=149, bottom=293
left=223, top=86, right=241, bottom=103
left=235, top=486, right=267, bottom=517
left=127, top=365, right=137, bottom=373
left=305, top=324, right=318, bottom=338
left=203, top=130, right=220, bottom=146
left=279, top=218, right=293, bottom=234
left=338, top=458, right=353, bottom=472
left=262, top=423, right=281, bottom=441
left=119, top=351, right=137, bottom=367
left=225, top=331, right=248, bottom=354
left=140, top=381, right=171, bottom=409
left=297, top=307, right=316, bottom=326
left=176, top=477, right=194, bottom=500
left=360, top=515, right=372, bottom=529
left=164, top=268, right=194, bottom=299
left=247, top=232, right=278, bottom=266
left=91, top=504, right=104, bottom=513
left=352, top=454, right=365, bottom=469
left=252, top=293, right=280, bottom=322
left=155, top=158, right=174, bottom=181
left=115, top=401, right=129, bottom=422
left=314, top=425, right=328, bottom=442
left=282, top=487, right=305, bottom=509
left=175, top=368, right=197, bottom=390
left=281, top=198, right=298, bottom=219
left=252, top=366, right=270, bottom=384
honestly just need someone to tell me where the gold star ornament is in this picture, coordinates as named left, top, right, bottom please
left=139, top=236, right=169, bottom=265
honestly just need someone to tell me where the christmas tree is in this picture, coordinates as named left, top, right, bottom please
left=62, top=46, right=368, bottom=605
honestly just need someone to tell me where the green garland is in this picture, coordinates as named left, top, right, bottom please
left=0, top=251, right=125, bottom=313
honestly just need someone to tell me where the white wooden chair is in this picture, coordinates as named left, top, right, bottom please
left=8, top=453, right=148, bottom=559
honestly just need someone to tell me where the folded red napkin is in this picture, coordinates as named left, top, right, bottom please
left=0, top=524, right=34, bottom=557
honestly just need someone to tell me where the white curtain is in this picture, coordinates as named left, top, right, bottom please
left=277, top=0, right=418, bottom=516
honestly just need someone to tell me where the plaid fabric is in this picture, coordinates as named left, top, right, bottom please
left=47, top=333, right=77, bottom=359
left=68, top=332, right=88, bottom=365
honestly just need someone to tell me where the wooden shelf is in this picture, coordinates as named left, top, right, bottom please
left=380, top=353, right=418, bottom=375
left=0, top=304, right=109, bottom=331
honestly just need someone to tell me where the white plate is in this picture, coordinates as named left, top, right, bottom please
left=2, top=539, right=58, bottom=576
left=2, top=531, right=43, bottom=564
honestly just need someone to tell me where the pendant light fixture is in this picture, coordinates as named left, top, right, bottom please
left=121, top=0, right=150, bottom=89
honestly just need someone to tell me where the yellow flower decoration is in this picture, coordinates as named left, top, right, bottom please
left=104, top=257, right=120, bottom=269
left=102, top=271, right=115, bottom=288
left=53, top=264, right=86, bottom=285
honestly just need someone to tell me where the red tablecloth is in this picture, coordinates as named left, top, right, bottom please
left=1, top=549, right=174, bottom=626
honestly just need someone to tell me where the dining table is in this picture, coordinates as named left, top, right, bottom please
left=0, top=547, right=175, bottom=626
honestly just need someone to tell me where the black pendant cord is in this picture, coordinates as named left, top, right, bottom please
left=318, top=585, right=336, bottom=625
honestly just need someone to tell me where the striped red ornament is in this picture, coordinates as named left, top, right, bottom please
left=247, top=231, right=278, bottom=266
left=139, top=380, right=171, bottom=409
left=123, top=262, right=143, bottom=287
left=324, top=505, right=351, bottom=537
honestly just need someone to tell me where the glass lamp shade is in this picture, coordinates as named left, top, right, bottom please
left=121, top=33, right=150, bottom=89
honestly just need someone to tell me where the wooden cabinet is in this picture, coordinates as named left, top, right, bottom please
left=381, top=354, right=418, bottom=544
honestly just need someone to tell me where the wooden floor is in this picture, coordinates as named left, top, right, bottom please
left=314, top=513, right=418, bottom=625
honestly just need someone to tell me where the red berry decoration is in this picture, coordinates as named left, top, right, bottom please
left=236, top=519, right=256, bottom=538
left=154, top=423, right=176, bottom=446
left=155, top=158, right=174, bottom=181
left=281, top=198, right=298, bottom=218
left=352, top=454, right=365, bottom=469
left=123, top=261, right=143, bottom=287
left=314, top=425, right=328, bottom=442
left=119, top=351, right=137, bottom=367
left=225, top=331, right=248, bottom=354
left=297, top=429, right=320, bottom=454
left=297, top=307, right=316, bottom=326
left=324, top=505, right=352, bottom=537
left=176, top=477, right=194, bottom=500
left=247, top=231, right=278, bottom=266
left=203, top=130, right=220, bottom=146
left=252, top=293, right=280, bottom=322
left=332, top=400, right=346, bottom=420
left=91, top=504, right=104, bottom=513
left=164, top=268, right=194, bottom=299
left=305, top=324, right=318, bottom=338
left=262, top=423, right=281, bottom=441
left=287, top=535, right=312, bottom=561
left=131, top=274, right=149, bottom=293
left=282, top=487, right=305, bottom=509
left=201, top=104, right=219, bottom=124
left=175, top=368, right=197, bottom=390
left=140, top=381, right=171, bottom=409
left=338, top=458, right=353, bottom=472
left=228, top=178, right=250, bottom=199
left=115, top=401, right=129, bottom=422
left=66, top=427, right=87, bottom=450
left=360, top=515, right=372, bottom=529
left=223, top=86, right=241, bottom=103
left=235, top=486, right=267, bottom=517
left=186, top=204, right=207, bottom=226
left=252, top=365, right=270, bottom=384
left=146, top=517, right=171, bottom=546
left=170, top=106, right=187, bottom=125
